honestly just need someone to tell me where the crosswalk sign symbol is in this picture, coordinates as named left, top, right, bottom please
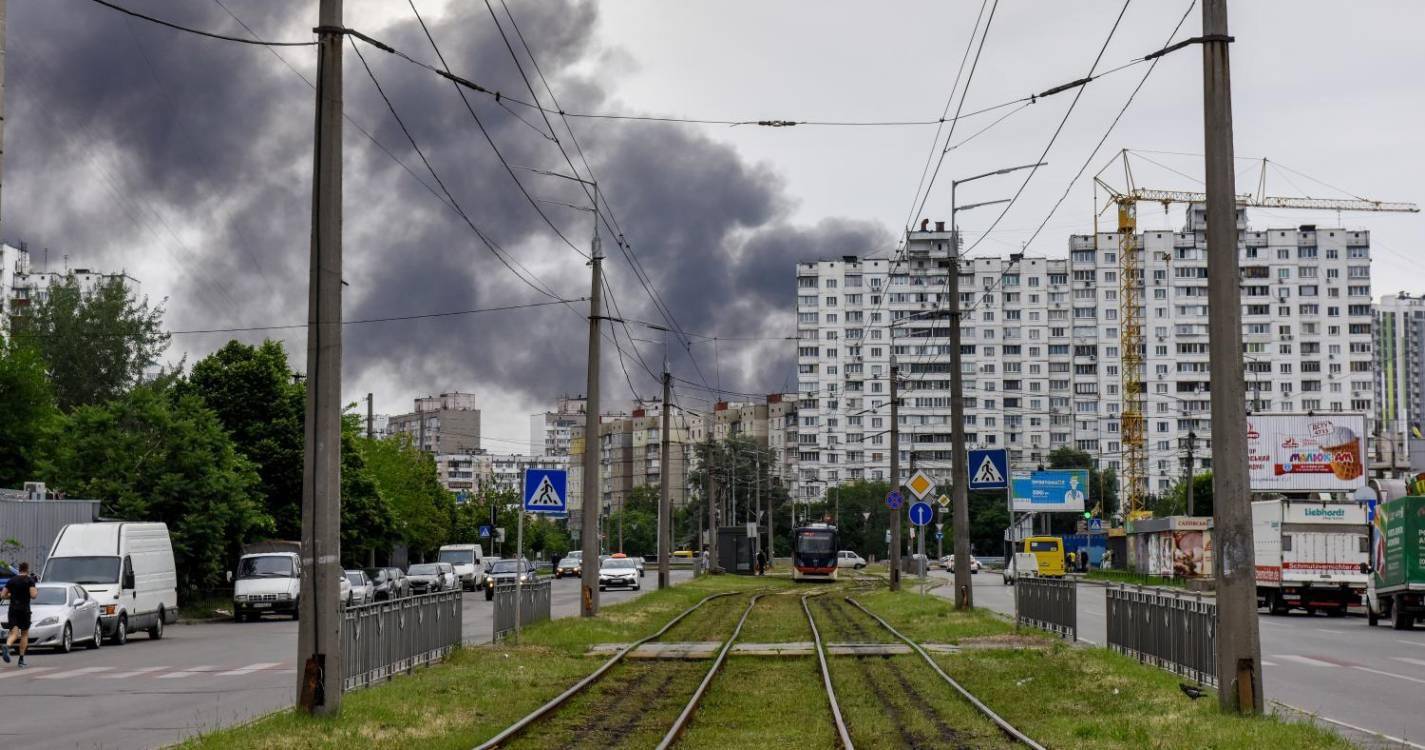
left=968, top=449, right=1009, bottom=490
left=523, top=468, right=568, bottom=514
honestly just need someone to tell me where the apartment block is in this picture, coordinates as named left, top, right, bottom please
left=529, top=396, right=587, bottom=457
left=794, top=207, right=1374, bottom=501
left=2, top=242, right=142, bottom=330
left=1374, top=292, right=1425, bottom=465
left=388, top=392, right=481, bottom=454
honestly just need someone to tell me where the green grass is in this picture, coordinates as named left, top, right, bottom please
left=678, top=658, right=837, bottom=748
left=179, top=594, right=233, bottom=621
left=851, top=588, right=1028, bottom=643
left=737, top=589, right=816, bottom=642
left=834, top=653, right=1014, bottom=749
left=503, top=660, right=706, bottom=750
left=1087, top=569, right=1189, bottom=588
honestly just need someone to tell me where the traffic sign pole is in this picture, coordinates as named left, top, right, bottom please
left=515, top=505, right=524, bottom=642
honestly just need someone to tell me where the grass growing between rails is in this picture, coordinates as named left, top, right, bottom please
left=853, top=587, right=1348, bottom=750
left=1086, top=569, right=1190, bottom=588
left=179, top=574, right=783, bottom=750
left=677, top=658, right=837, bottom=749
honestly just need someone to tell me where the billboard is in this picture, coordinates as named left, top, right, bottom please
left=1246, top=414, right=1367, bottom=492
left=1010, top=470, right=1089, bottom=512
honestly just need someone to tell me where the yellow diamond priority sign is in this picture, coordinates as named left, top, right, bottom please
left=906, top=469, right=935, bottom=500
left=937, top=493, right=951, bottom=508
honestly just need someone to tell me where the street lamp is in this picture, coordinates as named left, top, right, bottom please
left=947, top=161, right=1045, bottom=611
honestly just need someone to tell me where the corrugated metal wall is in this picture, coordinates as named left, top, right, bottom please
left=0, top=499, right=102, bottom=570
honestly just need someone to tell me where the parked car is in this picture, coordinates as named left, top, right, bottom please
left=230, top=550, right=301, bottom=622
left=407, top=563, right=452, bottom=594
left=555, top=551, right=582, bottom=579
left=43, top=522, right=177, bottom=644
left=366, top=567, right=408, bottom=600
left=837, top=551, right=868, bottom=569
left=338, top=572, right=351, bottom=604
left=344, top=570, right=374, bottom=606
left=940, top=555, right=982, bottom=574
left=672, top=549, right=695, bottom=559
left=0, top=583, right=103, bottom=653
left=437, top=544, right=488, bottom=591
left=598, top=557, right=641, bottom=591
left=484, top=559, right=538, bottom=601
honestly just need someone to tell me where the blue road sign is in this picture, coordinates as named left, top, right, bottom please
left=908, top=501, right=933, bottom=527
left=1087, top=518, right=1104, bottom=532
left=1367, top=498, right=1377, bottom=522
left=478, top=524, right=493, bottom=539
left=968, top=448, right=1009, bottom=490
left=885, top=490, right=904, bottom=510
left=523, top=468, right=568, bottom=514
left=935, top=531, right=944, bottom=541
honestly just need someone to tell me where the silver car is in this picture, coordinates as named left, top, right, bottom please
left=344, top=570, right=374, bottom=605
left=407, top=563, right=452, bottom=594
left=0, top=583, right=103, bottom=653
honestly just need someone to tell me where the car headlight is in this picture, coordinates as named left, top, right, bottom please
left=278, top=592, right=292, bottom=601
left=36, top=616, right=59, bottom=627
left=233, top=594, right=247, bottom=602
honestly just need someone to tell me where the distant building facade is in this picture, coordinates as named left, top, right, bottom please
left=388, top=392, right=481, bottom=454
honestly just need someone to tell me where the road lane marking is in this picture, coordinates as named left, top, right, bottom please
left=1261, top=660, right=1278, bottom=666
left=1273, top=700, right=1425, bottom=750
left=1271, top=654, right=1339, bottom=667
left=0, top=666, right=52, bottom=679
left=100, top=666, right=168, bottom=679
left=1352, top=666, right=1425, bottom=685
left=1391, top=656, right=1425, bottom=668
left=1397, top=639, right=1425, bottom=648
left=1313, top=628, right=1350, bottom=634
left=37, top=666, right=112, bottom=680
left=158, top=665, right=219, bottom=679
left=217, top=662, right=283, bottom=677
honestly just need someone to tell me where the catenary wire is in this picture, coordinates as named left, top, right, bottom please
left=85, top=0, right=315, bottom=46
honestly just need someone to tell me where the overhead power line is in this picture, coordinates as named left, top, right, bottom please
left=86, top=0, right=315, bottom=46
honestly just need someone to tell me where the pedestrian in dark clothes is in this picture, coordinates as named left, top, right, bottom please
left=1, top=562, right=39, bottom=668
left=755, top=549, right=767, bottom=576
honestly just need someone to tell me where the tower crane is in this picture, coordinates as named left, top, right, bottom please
left=1093, top=149, right=1418, bottom=519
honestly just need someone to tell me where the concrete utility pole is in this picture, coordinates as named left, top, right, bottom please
left=1202, top=0, right=1263, bottom=714
left=658, top=370, right=672, bottom=588
left=365, top=393, right=374, bottom=440
left=297, top=0, right=344, bottom=715
left=754, top=452, right=762, bottom=557
left=948, top=225, right=972, bottom=610
left=1, top=0, right=7, bottom=241
left=1183, top=431, right=1197, bottom=516
left=706, top=434, right=718, bottom=570
left=579, top=208, right=604, bottom=617
left=889, top=358, right=902, bottom=591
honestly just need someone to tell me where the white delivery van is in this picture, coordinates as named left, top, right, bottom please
left=1253, top=498, right=1369, bottom=616
left=42, top=522, right=178, bottom=645
left=438, top=544, right=486, bottom=591
left=231, top=550, right=302, bottom=621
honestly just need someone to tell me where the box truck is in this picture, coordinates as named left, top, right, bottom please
left=1253, top=499, right=1369, bottom=616
left=1366, top=495, right=1423, bottom=630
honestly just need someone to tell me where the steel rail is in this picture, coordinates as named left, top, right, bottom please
left=845, top=596, right=1046, bottom=750
left=803, top=591, right=855, bottom=750
left=473, top=590, right=739, bottom=750
left=654, top=592, right=766, bottom=749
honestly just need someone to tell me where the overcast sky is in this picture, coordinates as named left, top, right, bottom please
left=5, top=1, right=1421, bottom=451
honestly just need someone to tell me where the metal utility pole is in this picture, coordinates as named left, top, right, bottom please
left=298, top=0, right=344, bottom=715
left=579, top=207, right=604, bottom=617
left=1202, top=0, right=1262, bottom=714
left=889, top=358, right=902, bottom=591
left=365, top=393, right=374, bottom=440
left=658, top=370, right=672, bottom=588
left=1183, top=431, right=1197, bottom=516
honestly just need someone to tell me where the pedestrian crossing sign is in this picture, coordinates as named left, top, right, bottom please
left=968, top=448, right=1008, bottom=490
left=523, top=468, right=568, bottom=514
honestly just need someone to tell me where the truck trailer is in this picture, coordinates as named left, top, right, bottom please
left=1367, top=495, right=1423, bottom=630
left=1253, top=498, right=1369, bottom=616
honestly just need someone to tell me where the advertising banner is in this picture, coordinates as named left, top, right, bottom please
left=1246, top=414, right=1367, bottom=492
left=1010, top=470, right=1089, bottom=512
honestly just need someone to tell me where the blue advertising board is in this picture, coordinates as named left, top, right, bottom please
left=1010, top=470, right=1090, bottom=512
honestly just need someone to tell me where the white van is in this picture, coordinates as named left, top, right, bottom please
left=231, top=551, right=301, bottom=621
left=437, top=544, right=486, bottom=591
left=42, top=522, right=178, bottom=645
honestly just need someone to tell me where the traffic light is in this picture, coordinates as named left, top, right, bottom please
left=1083, top=511, right=1092, bottom=520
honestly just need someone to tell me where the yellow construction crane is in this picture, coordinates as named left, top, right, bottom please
left=1093, top=149, right=1418, bottom=519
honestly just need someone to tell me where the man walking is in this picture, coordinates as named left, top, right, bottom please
left=755, top=548, right=767, bottom=576
left=1, top=562, right=38, bottom=668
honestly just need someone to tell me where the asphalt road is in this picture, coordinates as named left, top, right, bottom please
left=0, top=569, right=692, bottom=750
left=936, top=571, right=1425, bottom=748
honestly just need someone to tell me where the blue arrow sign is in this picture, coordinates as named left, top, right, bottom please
left=908, top=501, right=933, bottom=527
left=968, top=448, right=1009, bottom=490
left=885, top=490, right=904, bottom=510
left=523, top=468, right=568, bottom=514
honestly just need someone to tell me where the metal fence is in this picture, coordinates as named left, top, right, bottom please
left=1014, top=576, right=1077, bottom=640
left=342, top=590, right=462, bottom=692
left=1106, top=584, right=1217, bottom=686
left=493, top=579, right=552, bottom=641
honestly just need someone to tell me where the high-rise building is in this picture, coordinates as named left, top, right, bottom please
left=2, top=243, right=141, bottom=331
left=529, top=396, right=587, bottom=457
left=388, top=392, right=481, bottom=454
left=1374, top=292, right=1425, bottom=466
left=794, top=208, right=1374, bottom=501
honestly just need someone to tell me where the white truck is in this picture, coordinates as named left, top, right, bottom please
left=1253, top=498, right=1369, bottom=616
left=43, top=522, right=178, bottom=644
left=230, top=541, right=301, bottom=622
left=437, top=544, right=487, bottom=591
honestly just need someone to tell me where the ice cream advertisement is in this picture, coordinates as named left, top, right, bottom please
left=1245, top=414, right=1367, bottom=491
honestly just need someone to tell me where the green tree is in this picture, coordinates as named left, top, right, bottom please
left=40, top=383, right=272, bottom=594
left=1045, top=446, right=1120, bottom=533
left=339, top=414, right=397, bottom=567
left=0, top=339, right=59, bottom=487
left=1154, top=470, right=1214, bottom=518
left=179, top=340, right=304, bottom=538
left=18, top=275, right=168, bottom=411
left=360, top=433, right=453, bottom=559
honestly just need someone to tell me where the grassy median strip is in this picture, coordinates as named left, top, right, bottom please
left=677, top=657, right=836, bottom=748
left=1085, top=569, right=1190, bottom=588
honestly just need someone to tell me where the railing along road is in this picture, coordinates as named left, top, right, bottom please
left=343, top=590, right=462, bottom=692
left=1014, top=576, right=1077, bottom=640
left=493, top=578, right=552, bottom=641
left=1106, top=584, right=1216, bottom=686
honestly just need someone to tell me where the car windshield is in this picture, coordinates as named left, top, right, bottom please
left=490, top=561, right=523, bottom=574
left=796, top=531, right=835, bottom=555
left=409, top=564, right=439, bottom=575
left=44, top=556, right=120, bottom=585
left=602, top=559, right=637, bottom=570
left=438, top=550, right=474, bottom=565
left=564, top=552, right=581, bottom=561
left=1029, top=541, right=1059, bottom=552
left=238, top=556, right=294, bottom=579
left=33, top=587, right=69, bottom=606
left=344, top=572, right=363, bottom=585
